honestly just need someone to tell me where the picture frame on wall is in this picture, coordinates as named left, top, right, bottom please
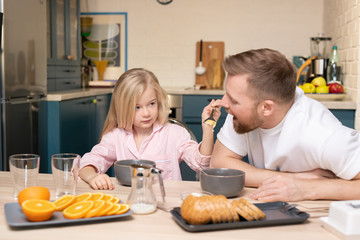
left=80, top=12, right=128, bottom=81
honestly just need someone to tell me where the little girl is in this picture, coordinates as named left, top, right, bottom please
left=79, top=68, right=221, bottom=190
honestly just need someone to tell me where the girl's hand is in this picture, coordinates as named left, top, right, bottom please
left=88, top=174, right=114, bottom=190
left=202, top=99, right=222, bottom=124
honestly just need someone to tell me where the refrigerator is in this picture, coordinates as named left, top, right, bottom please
left=0, top=0, right=47, bottom=171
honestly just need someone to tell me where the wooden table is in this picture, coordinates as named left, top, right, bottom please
left=0, top=172, right=338, bottom=240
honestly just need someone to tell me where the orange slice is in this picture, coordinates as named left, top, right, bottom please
left=92, top=192, right=104, bottom=201
left=75, top=192, right=92, bottom=203
left=110, top=196, right=120, bottom=204
left=53, top=194, right=76, bottom=211
left=21, top=199, right=56, bottom=222
left=117, top=204, right=130, bottom=215
left=63, top=201, right=94, bottom=219
left=85, top=200, right=106, bottom=218
left=97, top=201, right=114, bottom=217
left=107, top=203, right=121, bottom=215
left=18, top=186, right=50, bottom=206
left=102, top=194, right=114, bottom=202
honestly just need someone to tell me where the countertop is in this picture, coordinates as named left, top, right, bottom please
left=46, top=87, right=356, bottom=110
left=0, top=172, right=337, bottom=240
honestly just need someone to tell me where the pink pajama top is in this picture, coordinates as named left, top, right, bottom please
left=79, top=122, right=210, bottom=180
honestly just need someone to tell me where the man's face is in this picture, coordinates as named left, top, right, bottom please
left=221, top=75, right=264, bottom=134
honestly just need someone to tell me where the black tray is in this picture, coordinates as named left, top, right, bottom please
left=170, top=201, right=309, bottom=232
left=5, top=202, right=133, bottom=229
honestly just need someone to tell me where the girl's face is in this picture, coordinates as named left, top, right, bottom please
left=133, top=87, right=158, bottom=131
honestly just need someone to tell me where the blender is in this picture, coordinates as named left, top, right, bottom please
left=296, top=34, right=332, bottom=84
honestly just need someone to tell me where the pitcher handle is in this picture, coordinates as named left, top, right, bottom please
left=152, top=167, right=165, bottom=203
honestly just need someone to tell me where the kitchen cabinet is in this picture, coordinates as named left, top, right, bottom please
left=39, top=94, right=111, bottom=173
left=330, top=109, right=355, bottom=128
left=181, top=95, right=226, bottom=181
left=182, top=95, right=226, bottom=142
left=47, top=0, right=81, bottom=92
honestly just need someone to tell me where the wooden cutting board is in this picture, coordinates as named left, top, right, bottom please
left=195, top=41, right=225, bottom=89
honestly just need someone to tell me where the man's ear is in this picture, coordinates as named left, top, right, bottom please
left=259, top=100, right=274, bottom=117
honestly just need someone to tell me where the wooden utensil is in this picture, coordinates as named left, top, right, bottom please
left=195, top=41, right=225, bottom=89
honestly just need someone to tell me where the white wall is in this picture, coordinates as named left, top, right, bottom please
left=323, top=0, right=360, bottom=129
left=81, top=0, right=324, bottom=88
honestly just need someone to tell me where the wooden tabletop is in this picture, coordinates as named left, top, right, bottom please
left=0, top=172, right=338, bottom=240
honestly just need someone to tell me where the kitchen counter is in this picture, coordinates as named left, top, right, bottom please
left=0, top=172, right=337, bottom=239
left=46, top=88, right=114, bottom=101
left=45, top=87, right=356, bottom=110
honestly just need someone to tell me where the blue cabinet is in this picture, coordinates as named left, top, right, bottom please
left=47, top=0, right=81, bottom=92
left=181, top=95, right=225, bottom=181
left=39, top=94, right=111, bottom=173
left=183, top=95, right=226, bottom=142
left=330, top=109, right=355, bottom=128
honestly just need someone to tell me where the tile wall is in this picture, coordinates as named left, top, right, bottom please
left=324, top=0, right=360, bottom=129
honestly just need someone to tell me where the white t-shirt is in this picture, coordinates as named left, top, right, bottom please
left=217, top=87, right=360, bottom=180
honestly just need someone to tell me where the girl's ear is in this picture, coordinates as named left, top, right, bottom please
left=259, top=100, right=274, bottom=117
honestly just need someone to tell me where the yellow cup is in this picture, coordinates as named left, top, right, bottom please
left=94, top=60, right=108, bottom=81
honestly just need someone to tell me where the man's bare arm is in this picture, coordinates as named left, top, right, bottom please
left=210, top=140, right=283, bottom=187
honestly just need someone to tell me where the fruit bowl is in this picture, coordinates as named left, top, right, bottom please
left=305, top=93, right=346, bottom=101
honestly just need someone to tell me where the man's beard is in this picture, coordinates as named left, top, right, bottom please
left=233, top=108, right=263, bottom=134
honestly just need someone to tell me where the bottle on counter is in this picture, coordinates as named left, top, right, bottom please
left=326, top=45, right=341, bottom=84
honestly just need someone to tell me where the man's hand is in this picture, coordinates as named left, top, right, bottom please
left=249, top=175, right=306, bottom=202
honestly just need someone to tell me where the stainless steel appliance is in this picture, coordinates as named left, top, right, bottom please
left=296, top=35, right=332, bottom=83
left=168, top=94, right=182, bottom=121
left=0, top=0, right=47, bottom=171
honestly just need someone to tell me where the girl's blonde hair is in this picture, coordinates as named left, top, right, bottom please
left=100, top=68, right=169, bottom=138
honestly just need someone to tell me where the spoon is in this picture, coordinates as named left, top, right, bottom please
left=182, top=158, right=208, bottom=176
left=195, top=40, right=206, bottom=75
left=203, top=109, right=216, bottom=128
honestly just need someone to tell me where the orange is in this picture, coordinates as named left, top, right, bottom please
left=102, top=194, right=114, bottom=202
left=53, top=194, right=76, bottom=211
left=75, top=192, right=92, bottom=203
left=17, top=186, right=50, bottom=206
left=110, top=196, right=120, bottom=204
left=92, top=192, right=104, bottom=201
left=21, top=199, right=56, bottom=222
left=117, top=203, right=130, bottom=214
left=85, top=200, right=106, bottom=218
left=63, top=201, right=94, bottom=219
left=97, top=201, right=114, bottom=217
left=107, top=203, right=121, bottom=215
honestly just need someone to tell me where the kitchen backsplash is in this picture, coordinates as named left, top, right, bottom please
left=324, top=0, right=360, bottom=129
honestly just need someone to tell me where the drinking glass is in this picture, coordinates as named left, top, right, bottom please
left=9, top=154, right=40, bottom=200
left=51, top=153, right=80, bottom=199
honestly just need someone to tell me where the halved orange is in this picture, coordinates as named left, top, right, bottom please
left=107, top=203, right=121, bottom=215
left=53, top=194, right=76, bottom=211
left=75, top=192, right=92, bottom=203
left=63, top=200, right=94, bottom=219
left=110, top=196, right=120, bottom=204
left=102, top=194, right=114, bottom=202
left=85, top=200, right=106, bottom=218
left=92, top=192, right=104, bottom=201
left=21, top=199, right=56, bottom=222
left=18, top=186, right=50, bottom=206
left=117, top=203, right=130, bottom=215
left=97, top=201, right=114, bottom=216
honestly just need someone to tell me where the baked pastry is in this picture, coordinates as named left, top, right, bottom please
left=180, top=195, right=266, bottom=225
